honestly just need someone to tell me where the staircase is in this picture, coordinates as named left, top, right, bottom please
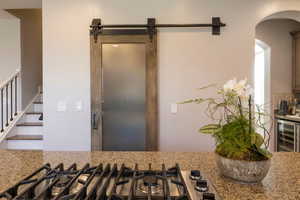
left=5, top=95, right=43, bottom=150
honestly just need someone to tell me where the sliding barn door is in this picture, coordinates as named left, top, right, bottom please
left=91, top=31, right=158, bottom=151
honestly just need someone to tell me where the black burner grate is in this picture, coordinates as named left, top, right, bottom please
left=0, top=163, right=191, bottom=200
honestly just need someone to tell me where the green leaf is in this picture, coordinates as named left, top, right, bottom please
left=177, top=98, right=205, bottom=104
left=177, top=99, right=194, bottom=104
left=196, top=84, right=216, bottom=90
left=257, top=148, right=273, bottom=159
left=251, top=133, right=264, bottom=147
left=251, top=145, right=272, bottom=159
left=199, top=124, right=220, bottom=134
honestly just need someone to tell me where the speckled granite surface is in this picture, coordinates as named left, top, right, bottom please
left=0, top=150, right=299, bottom=200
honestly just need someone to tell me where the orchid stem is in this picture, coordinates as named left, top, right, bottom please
left=249, top=96, right=252, bottom=134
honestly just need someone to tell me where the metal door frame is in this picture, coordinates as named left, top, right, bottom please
left=90, top=30, right=158, bottom=151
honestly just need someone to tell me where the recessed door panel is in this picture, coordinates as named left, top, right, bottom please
left=102, top=43, right=146, bottom=151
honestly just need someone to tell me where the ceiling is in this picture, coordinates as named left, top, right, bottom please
left=0, top=0, right=41, bottom=9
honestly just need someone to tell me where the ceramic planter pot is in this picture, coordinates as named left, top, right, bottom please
left=215, top=153, right=271, bottom=183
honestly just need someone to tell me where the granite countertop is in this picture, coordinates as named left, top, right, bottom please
left=0, top=150, right=299, bottom=200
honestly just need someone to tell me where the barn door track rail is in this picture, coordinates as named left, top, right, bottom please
left=90, top=17, right=226, bottom=43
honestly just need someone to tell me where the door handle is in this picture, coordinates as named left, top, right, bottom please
left=92, top=112, right=99, bottom=130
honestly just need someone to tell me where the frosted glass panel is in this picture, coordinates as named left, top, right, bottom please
left=102, top=43, right=146, bottom=151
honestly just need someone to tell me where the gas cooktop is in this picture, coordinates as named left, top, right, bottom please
left=0, top=163, right=221, bottom=200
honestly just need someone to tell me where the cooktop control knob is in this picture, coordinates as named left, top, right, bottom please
left=203, top=192, right=215, bottom=200
left=195, top=180, right=208, bottom=192
left=190, top=170, right=201, bottom=180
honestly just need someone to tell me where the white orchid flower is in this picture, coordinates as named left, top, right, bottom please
left=223, top=78, right=237, bottom=92
left=235, top=78, right=248, bottom=96
left=244, top=84, right=253, bottom=97
left=223, top=78, right=253, bottom=99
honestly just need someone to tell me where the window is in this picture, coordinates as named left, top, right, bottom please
left=254, top=40, right=271, bottom=135
left=254, top=43, right=265, bottom=107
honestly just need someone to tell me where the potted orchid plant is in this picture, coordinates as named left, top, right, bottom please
left=181, top=78, right=272, bottom=183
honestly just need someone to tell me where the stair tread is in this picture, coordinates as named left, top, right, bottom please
left=6, top=135, right=43, bottom=141
left=17, top=122, right=43, bottom=127
left=33, top=101, right=43, bottom=104
left=26, top=112, right=43, bottom=115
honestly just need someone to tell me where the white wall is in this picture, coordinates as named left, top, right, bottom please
left=42, top=0, right=300, bottom=151
left=0, top=9, right=20, bottom=83
left=8, top=9, right=43, bottom=109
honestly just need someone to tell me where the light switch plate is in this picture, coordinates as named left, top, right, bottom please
left=171, top=103, right=178, bottom=114
left=75, top=101, right=83, bottom=111
left=57, top=101, right=67, bottom=112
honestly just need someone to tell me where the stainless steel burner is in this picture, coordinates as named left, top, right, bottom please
left=52, top=175, right=71, bottom=196
left=137, top=180, right=163, bottom=194
left=70, top=174, right=89, bottom=194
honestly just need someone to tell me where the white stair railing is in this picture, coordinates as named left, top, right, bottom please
left=0, top=70, right=20, bottom=134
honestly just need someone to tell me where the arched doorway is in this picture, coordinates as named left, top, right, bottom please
left=255, top=10, right=300, bottom=151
